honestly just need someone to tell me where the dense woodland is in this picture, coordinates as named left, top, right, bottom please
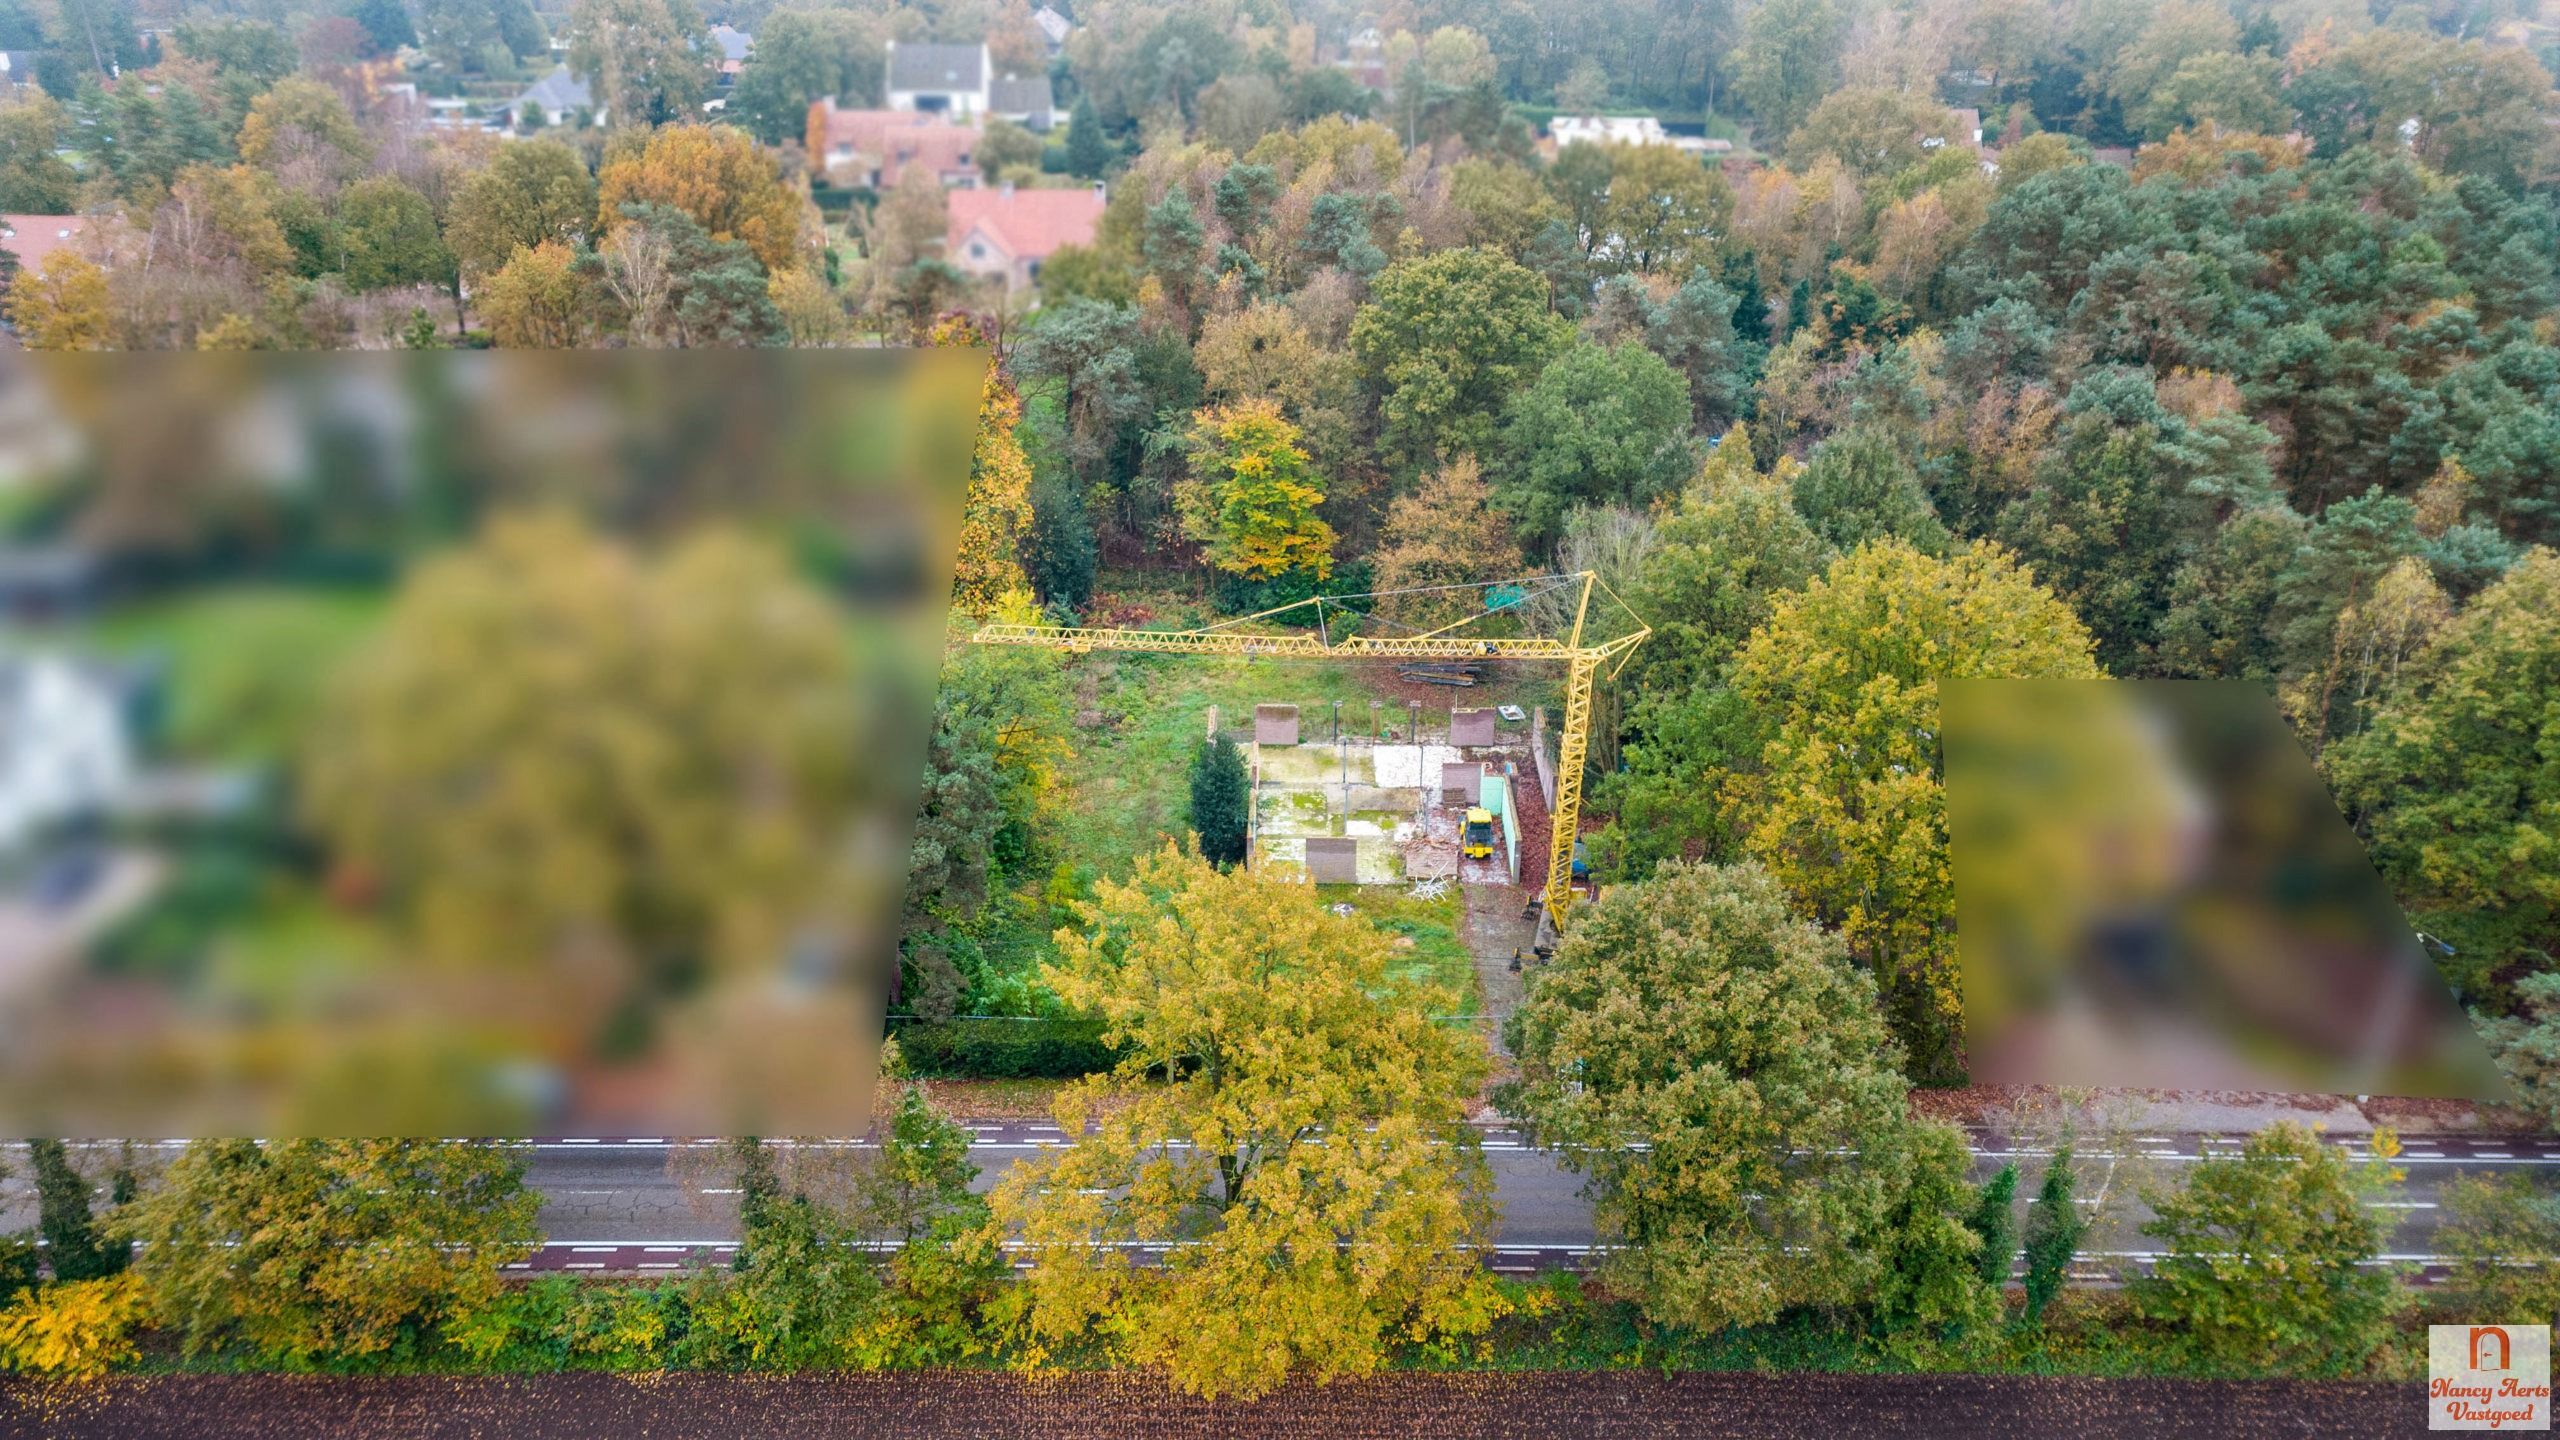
left=0, top=0, right=2557, bottom=1399
left=0, top=0, right=2554, bottom=1090
left=932, top=0, right=2560, bottom=1095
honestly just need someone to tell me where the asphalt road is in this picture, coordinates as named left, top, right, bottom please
left=504, top=1123, right=2557, bottom=1277
left=7, top=1127, right=2550, bottom=1279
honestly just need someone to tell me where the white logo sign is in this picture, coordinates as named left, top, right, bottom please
left=2432, top=1324, right=2551, bottom=1430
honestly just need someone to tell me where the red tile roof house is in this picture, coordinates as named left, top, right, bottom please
left=946, top=182, right=1105, bottom=293
left=0, top=215, right=92, bottom=276
left=805, top=99, right=981, bottom=189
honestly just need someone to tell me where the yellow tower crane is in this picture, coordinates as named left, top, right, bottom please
left=967, top=571, right=1648, bottom=929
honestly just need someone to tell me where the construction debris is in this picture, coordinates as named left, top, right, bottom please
left=1402, top=837, right=1460, bottom=880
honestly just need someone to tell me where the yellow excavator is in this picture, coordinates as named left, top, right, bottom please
left=1462, top=807, right=1496, bottom=860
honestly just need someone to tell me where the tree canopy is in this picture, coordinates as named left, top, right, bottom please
left=990, top=847, right=1500, bottom=1399
left=1502, top=861, right=1995, bottom=1340
left=1726, top=540, right=2101, bottom=1077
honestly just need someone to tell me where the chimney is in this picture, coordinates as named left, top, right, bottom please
left=1091, top=180, right=1106, bottom=201
left=1000, top=179, right=1015, bottom=197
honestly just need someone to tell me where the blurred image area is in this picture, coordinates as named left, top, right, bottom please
left=1947, top=678, right=2508, bottom=1101
left=0, top=350, right=980, bottom=1137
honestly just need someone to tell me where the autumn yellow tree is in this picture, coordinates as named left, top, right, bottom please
left=1191, top=300, right=1362, bottom=476
left=1599, top=143, right=1734, bottom=278
left=2411, top=456, right=2475, bottom=539
left=476, top=241, right=589, bottom=347
left=988, top=847, right=1505, bottom=1399
left=2283, top=554, right=2451, bottom=752
left=1177, top=400, right=1335, bottom=582
left=123, top=1140, right=538, bottom=1364
left=235, top=76, right=373, bottom=189
left=2131, top=124, right=2308, bottom=186
left=769, top=266, right=846, bottom=345
left=5, top=251, right=110, bottom=350
left=596, top=123, right=806, bottom=273
left=1727, top=540, right=2101, bottom=1079
left=1866, top=176, right=1993, bottom=303
left=1370, top=455, right=1523, bottom=628
left=0, top=1274, right=149, bottom=1381
left=930, top=315, right=1033, bottom=618
left=194, top=313, right=261, bottom=350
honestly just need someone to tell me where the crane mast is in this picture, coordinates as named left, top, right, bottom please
left=967, top=572, right=1647, bottom=928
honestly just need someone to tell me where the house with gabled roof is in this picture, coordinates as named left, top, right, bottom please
left=990, top=73, right=1058, bottom=130
left=887, top=40, right=989, bottom=117
left=946, top=181, right=1105, bottom=292
left=884, top=40, right=1058, bottom=128
left=709, top=23, right=751, bottom=84
left=806, top=100, right=981, bottom=189
left=509, top=64, right=598, bottom=128
left=0, top=216, right=92, bottom=278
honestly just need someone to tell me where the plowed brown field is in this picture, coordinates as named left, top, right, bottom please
left=4, top=1371, right=2418, bottom=1439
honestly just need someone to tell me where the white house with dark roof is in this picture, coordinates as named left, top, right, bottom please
left=885, top=40, right=1057, bottom=128
left=509, top=64, right=599, bottom=128
left=887, top=41, right=989, bottom=117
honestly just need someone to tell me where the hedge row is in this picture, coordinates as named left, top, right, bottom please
left=886, top=1016, right=1120, bottom=1078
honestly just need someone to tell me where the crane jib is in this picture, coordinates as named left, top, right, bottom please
left=963, top=574, right=1648, bottom=928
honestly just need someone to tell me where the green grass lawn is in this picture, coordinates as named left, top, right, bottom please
left=84, top=584, right=390, bottom=765
left=1022, top=570, right=1572, bottom=1023
left=1003, top=645, right=1491, bottom=1022
left=1055, top=649, right=1405, bottom=875
left=1047, top=567, right=1564, bottom=880
left=1315, top=881, right=1477, bottom=1015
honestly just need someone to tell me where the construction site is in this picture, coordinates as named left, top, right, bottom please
left=970, top=571, right=1648, bottom=951
left=1230, top=698, right=1552, bottom=895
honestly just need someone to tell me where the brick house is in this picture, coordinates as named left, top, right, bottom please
left=806, top=100, right=981, bottom=188
left=946, top=182, right=1105, bottom=292
left=0, top=215, right=91, bottom=276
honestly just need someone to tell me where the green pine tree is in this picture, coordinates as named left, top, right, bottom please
left=30, top=1137, right=126, bottom=1282
left=1065, top=95, right=1109, bottom=180
left=1189, top=735, right=1249, bottom=868
left=2021, top=1147, right=2083, bottom=1323
left=401, top=307, right=448, bottom=350
left=1968, top=1162, right=2019, bottom=1290
left=728, top=1135, right=781, bottom=1268
left=1025, top=464, right=1097, bottom=610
